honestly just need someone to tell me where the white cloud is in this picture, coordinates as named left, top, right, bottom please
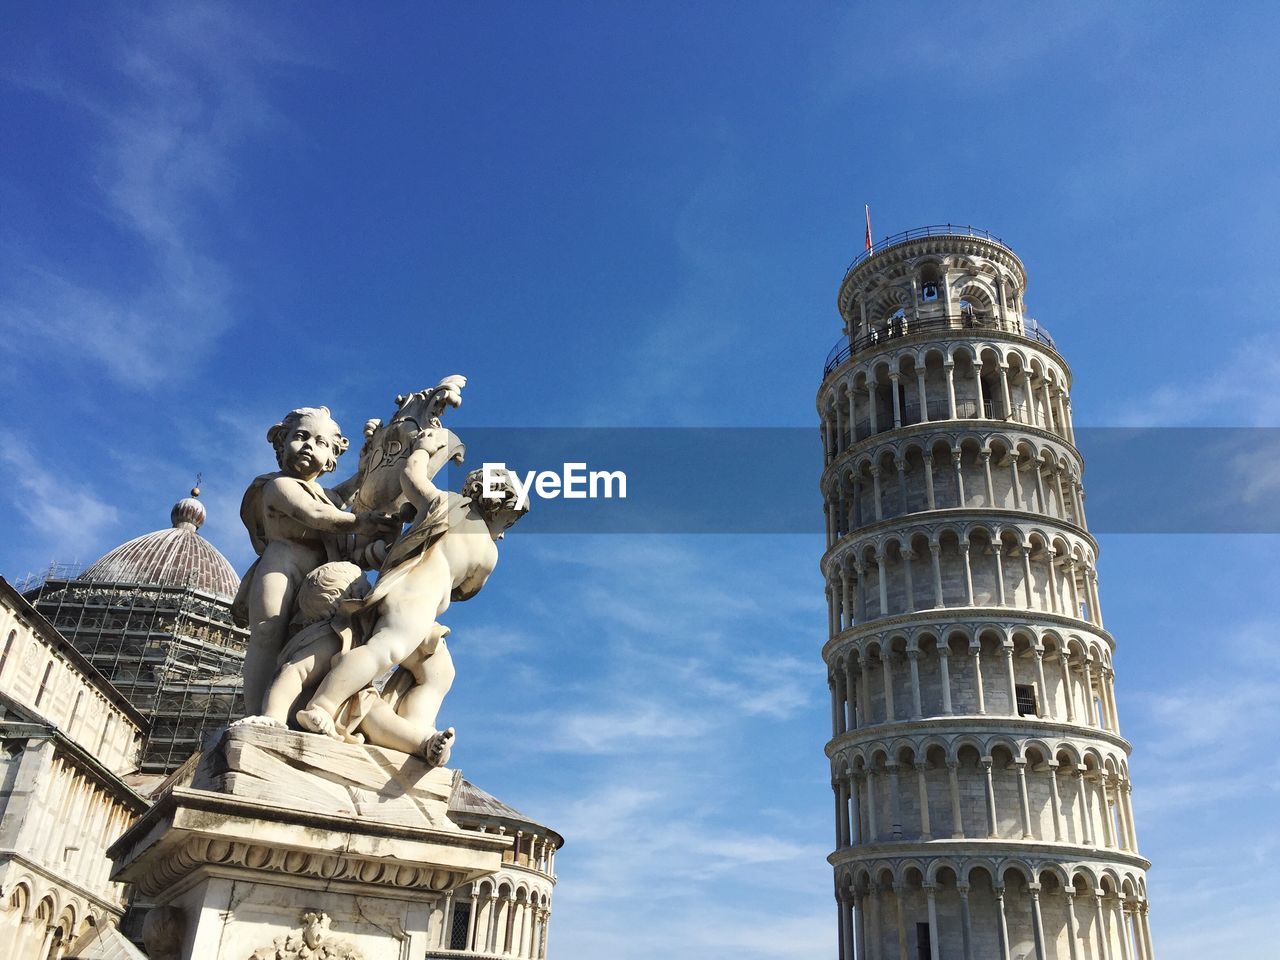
left=0, top=3, right=294, bottom=388
left=0, top=431, right=120, bottom=561
left=1113, top=335, right=1280, bottom=427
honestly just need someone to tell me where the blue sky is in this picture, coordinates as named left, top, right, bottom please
left=2, top=3, right=1279, bottom=957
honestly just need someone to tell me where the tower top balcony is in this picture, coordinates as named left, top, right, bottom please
left=827, top=225, right=1052, bottom=378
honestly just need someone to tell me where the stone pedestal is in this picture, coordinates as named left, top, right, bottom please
left=109, top=725, right=508, bottom=960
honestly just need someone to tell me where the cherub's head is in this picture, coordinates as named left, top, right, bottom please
left=462, top=466, right=529, bottom=540
left=291, top=561, right=370, bottom=629
left=267, top=406, right=350, bottom=479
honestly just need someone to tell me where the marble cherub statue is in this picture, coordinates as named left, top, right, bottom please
left=294, top=466, right=529, bottom=760
left=233, top=406, right=398, bottom=716
left=261, top=557, right=457, bottom=763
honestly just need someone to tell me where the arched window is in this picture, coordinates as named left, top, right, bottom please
left=34, top=661, right=54, bottom=708
left=0, top=630, right=16, bottom=676
left=920, top=264, right=941, bottom=302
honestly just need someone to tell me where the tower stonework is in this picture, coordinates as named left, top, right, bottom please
left=818, top=227, right=1154, bottom=960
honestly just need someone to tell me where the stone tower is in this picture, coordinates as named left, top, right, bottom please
left=818, top=227, right=1154, bottom=960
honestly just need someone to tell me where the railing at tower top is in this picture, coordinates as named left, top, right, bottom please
left=823, top=314, right=1057, bottom=378
left=843, top=224, right=1013, bottom=278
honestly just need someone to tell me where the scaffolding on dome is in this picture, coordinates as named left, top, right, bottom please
left=24, top=575, right=247, bottom=773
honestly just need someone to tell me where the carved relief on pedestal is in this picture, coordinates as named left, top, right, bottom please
left=249, top=910, right=365, bottom=960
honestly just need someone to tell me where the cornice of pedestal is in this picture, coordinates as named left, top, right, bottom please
left=108, top=726, right=511, bottom=902
left=109, top=785, right=510, bottom=900
left=824, top=714, right=1132, bottom=758
left=821, top=607, right=1116, bottom=662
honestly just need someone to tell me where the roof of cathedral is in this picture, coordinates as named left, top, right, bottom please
left=449, top=778, right=564, bottom=848
left=77, top=490, right=241, bottom=601
left=64, top=919, right=149, bottom=959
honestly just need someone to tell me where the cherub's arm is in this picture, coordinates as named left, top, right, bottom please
left=401, top=428, right=454, bottom=516
left=326, top=473, right=361, bottom=508
left=265, top=478, right=393, bottom=535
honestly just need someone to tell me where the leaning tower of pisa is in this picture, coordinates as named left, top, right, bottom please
left=818, top=226, right=1154, bottom=960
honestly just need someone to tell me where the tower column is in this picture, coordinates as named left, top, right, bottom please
left=995, top=887, right=1013, bottom=960
left=937, top=645, right=953, bottom=714
left=1047, top=763, right=1064, bottom=841
left=947, top=761, right=965, bottom=838
left=1096, top=893, right=1114, bottom=960
left=1030, top=886, right=1048, bottom=960
left=915, top=761, right=932, bottom=839
left=982, top=758, right=999, bottom=837
left=930, top=543, right=945, bottom=607
left=908, top=649, right=923, bottom=719
left=853, top=890, right=868, bottom=960
left=1059, top=652, right=1076, bottom=722
left=881, top=651, right=896, bottom=722
left=1064, top=892, right=1081, bottom=960
left=971, top=642, right=987, bottom=714
left=892, top=883, right=908, bottom=960
left=957, top=882, right=975, bottom=960
left=925, top=885, right=942, bottom=960
left=1015, top=760, right=1033, bottom=838
left=850, top=773, right=863, bottom=844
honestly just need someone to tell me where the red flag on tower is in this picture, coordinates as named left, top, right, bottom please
left=864, top=204, right=873, bottom=254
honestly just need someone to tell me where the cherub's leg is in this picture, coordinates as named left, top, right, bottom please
left=358, top=702, right=455, bottom=766
left=262, top=638, right=336, bottom=725
left=260, top=662, right=305, bottom=725
left=299, top=591, right=438, bottom=730
left=243, top=559, right=303, bottom=716
left=396, top=639, right=456, bottom=733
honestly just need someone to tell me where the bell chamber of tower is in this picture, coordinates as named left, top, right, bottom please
left=817, top=227, right=1154, bottom=960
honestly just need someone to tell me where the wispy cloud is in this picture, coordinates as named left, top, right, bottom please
left=1, top=3, right=295, bottom=388
left=446, top=535, right=830, bottom=959
left=1113, top=335, right=1280, bottom=427
left=0, top=430, right=119, bottom=560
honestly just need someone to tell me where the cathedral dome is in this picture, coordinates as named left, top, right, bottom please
left=78, top=492, right=241, bottom=601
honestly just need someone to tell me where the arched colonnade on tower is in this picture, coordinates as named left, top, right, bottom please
left=823, top=521, right=1105, bottom=634
left=820, top=341, right=1075, bottom=464
left=822, top=431, right=1087, bottom=545
left=826, top=623, right=1119, bottom=735
left=834, top=858, right=1152, bottom=960
left=829, top=735, right=1139, bottom=855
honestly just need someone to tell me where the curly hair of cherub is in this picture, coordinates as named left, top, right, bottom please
left=462, top=466, right=530, bottom=518
left=266, top=406, right=351, bottom=473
